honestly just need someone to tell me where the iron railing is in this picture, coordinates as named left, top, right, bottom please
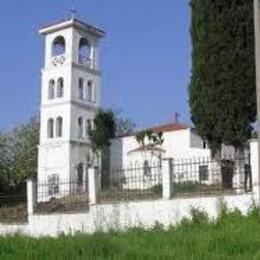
left=36, top=180, right=89, bottom=214
left=78, top=55, right=92, bottom=67
left=98, top=164, right=162, bottom=203
left=0, top=183, right=27, bottom=223
left=171, top=156, right=252, bottom=197
left=51, top=54, right=66, bottom=66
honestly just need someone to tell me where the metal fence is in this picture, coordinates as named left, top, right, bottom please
left=98, top=163, right=162, bottom=203
left=171, top=156, right=252, bottom=197
left=0, top=155, right=253, bottom=223
left=36, top=179, right=89, bottom=213
left=0, top=183, right=27, bottom=223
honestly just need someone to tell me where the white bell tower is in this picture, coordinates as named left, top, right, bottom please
left=37, top=17, right=105, bottom=183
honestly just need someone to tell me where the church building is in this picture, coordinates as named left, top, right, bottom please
left=110, top=122, right=211, bottom=171
left=109, top=122, right=212, bottom=189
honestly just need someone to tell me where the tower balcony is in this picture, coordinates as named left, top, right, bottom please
left=49, top=54, right=94, bottom=69
left=78, top=55, right=93, bottom=69
left=51, top=54, right=66, bottom=67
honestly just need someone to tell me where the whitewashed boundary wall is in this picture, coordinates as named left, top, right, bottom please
left=0, top=194, right=253, bottom=237
left=0, top=140, right=259, bottom=237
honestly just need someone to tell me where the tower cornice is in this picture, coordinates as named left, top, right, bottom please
left=39, top=18, right=105, bottom=38
left=41, top=100, right=100, bottom=112
left=41, top=63, right=102, bottom=76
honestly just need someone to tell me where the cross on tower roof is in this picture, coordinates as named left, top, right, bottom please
left=69, top=0, right=77, bottom=18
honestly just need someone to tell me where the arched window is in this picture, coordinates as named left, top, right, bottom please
left=88, top=119, right=92, bottom=130
left=143, top=160, right=151, bottom=178
left=52, top=36, right=66, bottom=56
left=47, top=118, right=54, bottom=138
left=48, top=79, right=55, bottom=99
left=57, top=78, right=64, bottom=98
left=77, top=163, right=84, bottom=188
left=87, top=81, right=93, bottom=102
left=78, top=78, right=84, bottom=99
left=78, top=117, right=84, bottom=138
left=56, top=117, right=63, bottom=137
left=85, top=119, right=92, bottom=136
left=78, top=38, right=91, bottom=65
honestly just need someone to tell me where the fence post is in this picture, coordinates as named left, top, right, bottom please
left=88, top=168, right=99, bottom=205
left=26, top=179, right=37, bottom=215
left=162, top=158, right=173, bottom=199
left=233, top=155, right=245, bottom=194
left=250, top=140, right=260, bottom=205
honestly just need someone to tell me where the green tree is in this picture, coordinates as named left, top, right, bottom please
left=10, top=117, right=39, bottom=184
left=89, top=109, right=135, bottom=171
left=114, top=109, right=136, bottom=137
left=0, top=133, right=10, bottom=191
left=89, top=110, right=116, bottom=167
left=135, top=130, right=164, bottom=148
left=189, top=0, right=256, bottom=156
left=0, top=116, right=39, bottom=192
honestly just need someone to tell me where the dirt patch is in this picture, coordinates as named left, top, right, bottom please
left=0, top=203, right=27, bottom=223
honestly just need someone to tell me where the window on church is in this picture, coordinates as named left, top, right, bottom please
left=56, top=117, right=63, bottom=137
left=52, top=36, right=66, bottom=56
left=78, top=78, right=84, bottom=99
left=86, top=119, right=92, bottom=136
left=199, top=165, right=209, bottom=181
left=57, top=78, right=64, bottom=98
left=87, top=81, right=94, bottom=102
left=47, top=118, right=54, bottom=138
left=48, top=80, right=55, bottom=99
left=78, top=117, right=84, bottom=138
left=48, top=174, right=59, bottom=196
left=78, top=38, right=91, bottom=65
left=77, top=163, right=84, bottom=191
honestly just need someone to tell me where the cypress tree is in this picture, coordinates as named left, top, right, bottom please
left=189, top=0, right=256, bottom=156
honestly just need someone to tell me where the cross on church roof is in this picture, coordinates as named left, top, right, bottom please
left=174, top=112, right=181, bottom=124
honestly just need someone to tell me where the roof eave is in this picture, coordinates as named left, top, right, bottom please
left=39, top=18, right=105, bottom=38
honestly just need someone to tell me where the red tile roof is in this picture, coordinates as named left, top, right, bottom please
left=150, top=122, right=189, bottom=133
left=117, top=122, right=189, bottom=138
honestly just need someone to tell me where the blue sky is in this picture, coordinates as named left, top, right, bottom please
left=0, top=0, right=191, bottom=131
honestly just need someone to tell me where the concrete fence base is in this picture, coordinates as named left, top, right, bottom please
left=0, top=193, right=254, bottom=237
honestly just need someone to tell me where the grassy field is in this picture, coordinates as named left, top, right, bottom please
left=1, top=205, right=260, bottom=259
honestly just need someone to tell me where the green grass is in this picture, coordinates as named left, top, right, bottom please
left=1, top=205, right=260, bottom=259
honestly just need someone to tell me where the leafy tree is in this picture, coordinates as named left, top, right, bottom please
left=189, top=0, right=256, bottom=157
left=113, top=109, right=136, bottom=137
left=0, top=117, right=39, bottom=191
left=135, top=131, right=147, bottom=147
left=89, top=110, right=116, bottom=151
left=89, top=109, right=136, bottom=171
left=135, top=130, right=164, bottom=148
left=0, top=133, right=10, bottom=191
left=10, top=117, right=39, bottom=183
left=89, top=110, right=116, bottom=167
